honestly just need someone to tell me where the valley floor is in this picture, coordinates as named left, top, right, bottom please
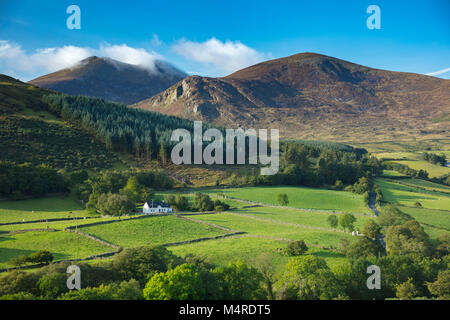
left=1, top=175, right=448, bottom=274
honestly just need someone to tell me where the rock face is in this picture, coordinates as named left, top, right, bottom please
left=132, top=53, right=450, bottom=142
left=29, top=56, right=187, bottom=105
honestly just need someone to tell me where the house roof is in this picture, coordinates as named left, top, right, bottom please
left=144, top=201, right=171, bottom=208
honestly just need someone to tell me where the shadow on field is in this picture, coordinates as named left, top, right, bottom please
left=0, top=196, right=83, bottom=213
left=0, top=247, right=37, bottom=264
left=310, top=250, right=344, bottom=259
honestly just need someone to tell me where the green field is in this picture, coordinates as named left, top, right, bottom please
left=169, top=237, right=347, bottom=272
left=0, top=217, right=121, bottom=232
left=0, top=230, right=111, bottom=268
left=376, top=178, right=450, bottom=210
left=0, top=196, right=90, bottom=223
left=205, top=186, right=372, bottom=214
left=187, top=212, right=355, bottom=247
left=382, top=170, right=407, bottom=178
left=399, top=207, right=450, bottom=231
left=226, top=206, right=373, bottom=230
left=391, top=160, right=450, bottom=178
left=80, top=215, right=229, bottom=248
left=398, top=178, right=450, bottom=194
left=1, top=175, right=447, bottom=280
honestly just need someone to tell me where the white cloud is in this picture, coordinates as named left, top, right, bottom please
left=98, top=43, right=162, bottom=72
left=172, top=37, right=267, bottom=75
left=0, top=40, right=163, bottom=80
left=151, top=34, right=162, bottom=47
left=426, top=67, right=450, bottom=77
left=0, top=40, right=92, bottom=73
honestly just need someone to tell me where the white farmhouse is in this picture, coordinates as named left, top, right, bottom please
left=143, top=201, right=173, bottom=214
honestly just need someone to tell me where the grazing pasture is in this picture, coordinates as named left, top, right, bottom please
left=391, top=160, right=450, bottom=178
left=0, top=230, right=111, bottom=268
left=0, top=196, right=90, bottom=223
left=168, top=237, right=347, bottom=272
left=375, top=178, right=450, bottom=210
left=79, top=215, right=229, bottom=248
left=204, top=186, right=372, bottom=214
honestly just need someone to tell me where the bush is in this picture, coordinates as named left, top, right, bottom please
left=276, top=193, right=289, bottom=206
left=109, top=246, right=183, bottom=283
left=339, top=213, right=356, bottom=232
left=97, top=193, right=135, bottom=216
left=194, top=193, right=214, bottom=212
left=334, top=180, right=344, bottom=190
left=213, top=200, right=230, bottom=211
left=9, top=255, right=28, bottom=267
left=174, top=195, right=189, bottom=211
left=27, top=250, right=54, bottom=264
left=285, top=240, right=308, bottom=256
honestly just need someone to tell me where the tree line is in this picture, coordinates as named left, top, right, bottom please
left=43, top=94, right=202, bottom=162
left=422, top=152, right=447, bottom=166
left=0, top=161, right=67, bottom=199
left=222, top=142, right=383, bottom=190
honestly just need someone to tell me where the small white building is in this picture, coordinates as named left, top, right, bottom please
left=143, top=201, right=173, bottom=214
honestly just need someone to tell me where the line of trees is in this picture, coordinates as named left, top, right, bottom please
left=163, top=193, right=230, bottom=212
left=422, top=152, right=446, bottom=166
left=43, top=94, right=200, bottom=162
left=224, top=142, right=383, bottom=189
left=67, top=169, right=174, bottom=215
left=1, top=241, right=448, bottom=300
left=0, top=161, right=67, bottom=199
left=383, top=161, right=429, bottom=179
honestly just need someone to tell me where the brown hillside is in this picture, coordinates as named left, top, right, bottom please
left=133, top=53, right=450, bottom=142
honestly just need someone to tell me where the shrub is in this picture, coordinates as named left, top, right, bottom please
left=285, top=240, right=308, bottom=256
left=327, top=215, right=338, bottom=229
left=27, top=250, right=54, bottom=264
left=276, top=193, right=289, bottom=206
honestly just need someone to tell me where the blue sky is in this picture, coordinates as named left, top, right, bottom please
left=0, top=0, right=449, bottom=80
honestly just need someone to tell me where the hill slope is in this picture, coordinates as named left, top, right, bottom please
left=0, top=74, right=119, bottom=170
left=133, top=53, right=450, bottom=142
left=29, top=56, right=187, bottom=104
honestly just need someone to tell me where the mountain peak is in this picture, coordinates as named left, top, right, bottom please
left=133, top=53, right=450, bottom=142
left=29, top=57, right=187, bottom=104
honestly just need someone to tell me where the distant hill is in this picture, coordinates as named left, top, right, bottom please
left=133, top=52, right=450, bottom=142
left=0, top=74, right=119, bottom=170
left=29, top=56, right=187, bottom=104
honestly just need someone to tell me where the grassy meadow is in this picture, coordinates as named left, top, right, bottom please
left=0, top=196, right=90, bottom=223
left=79, top=215, right=229, bottom=248
left=1, top=152, right=449, bottom=281
left=375, top=178, right=450, bottom=210
left=204, top=186, right=372, bottom=214
left=0, top=230, right=111, bottom=268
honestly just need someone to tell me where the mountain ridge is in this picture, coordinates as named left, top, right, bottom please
left=132, top=52, right=450, bottom=142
